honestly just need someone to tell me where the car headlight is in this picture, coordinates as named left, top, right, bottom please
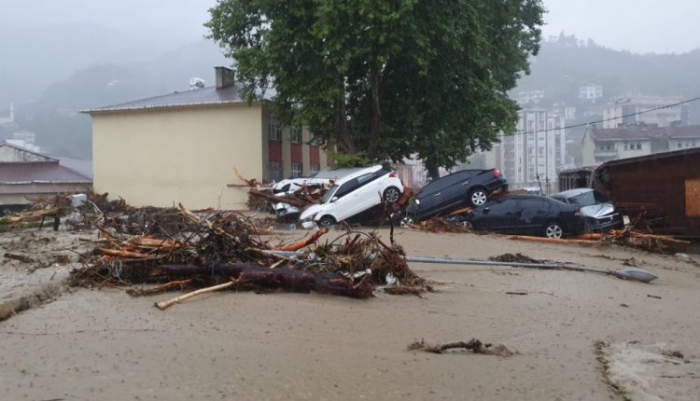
left=301, top=214, right=317, bottom=223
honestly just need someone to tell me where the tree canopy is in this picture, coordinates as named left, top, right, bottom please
left=206, top=0, right=544, bottom=177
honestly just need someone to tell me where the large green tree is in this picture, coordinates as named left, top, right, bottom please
left=206, top=0, right=543, bottom=178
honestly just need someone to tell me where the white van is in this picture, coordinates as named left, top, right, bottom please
left=300, top=165, right=404, bottom=228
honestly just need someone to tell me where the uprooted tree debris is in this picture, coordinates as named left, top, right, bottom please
left=408, top=339, right=514, bottom=356
left=507, top=229, right=690, bottom=254
left=62, top=196, right=429, bottom=309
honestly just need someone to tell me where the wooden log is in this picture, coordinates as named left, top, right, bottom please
left=274, top=228, right=329, bottom=252
left=609, top=230, right=690, bottom=247
left=576, top=233, right=603, bottom=240
left=129, top=237, right=186, bottom=249
left=506, top=236, right=602, bottom=247
left=153, top=263, right=373, bottom=299
left=155, top=280, right=238, bottom=310
left=3, top=253, right=35, bottom=263
left=449, top=207, right=474, bottom=217
left=249, top=189, right=310, bottom=209
left=98, top=248, right=153, bottom=259
left=127, top=279, right=194, bottom=297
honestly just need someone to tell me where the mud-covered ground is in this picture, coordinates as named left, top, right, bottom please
left=1, top=227, right=699, bottom=401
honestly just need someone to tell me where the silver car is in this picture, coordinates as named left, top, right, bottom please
left=550, top=188, right=625, bottom=232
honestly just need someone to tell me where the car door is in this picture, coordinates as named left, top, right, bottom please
left=329, top=178, right=361, bottom=221
left=475, top=199, right=516, bottom=232
left=339, top=171, right=382, bottom=219
left=414, top=180, right=445, bottom=220
left=513, top=197, right=550, bottom=235
left=440, top=171, right=474, bottom=209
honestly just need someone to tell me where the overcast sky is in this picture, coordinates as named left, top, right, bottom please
left=1, top=0, right=698, bottom=54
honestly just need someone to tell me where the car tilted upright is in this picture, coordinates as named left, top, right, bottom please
left=300, top=164, right=404, bottom=228
left=402, top=168, right=508, bottom=223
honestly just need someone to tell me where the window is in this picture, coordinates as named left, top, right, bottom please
left=290, top=126, right=302, bottom=143
left=310, top=164, right=320, bottom=174
left=308, top=129, right=319, bottom=146
left=291, top=163, right=303, bottom=178
left=268, top=162, right=283, bottom=182
left=268, top=120, right=282, bottom=141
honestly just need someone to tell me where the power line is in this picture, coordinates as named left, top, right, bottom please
left=497, top=95, right=700, bottom=138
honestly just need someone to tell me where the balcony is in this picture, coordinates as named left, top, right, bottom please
left=594, top=150, right=618, bottom=161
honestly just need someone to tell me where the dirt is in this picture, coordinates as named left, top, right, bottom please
left=1, top=227, right=699, bottom=400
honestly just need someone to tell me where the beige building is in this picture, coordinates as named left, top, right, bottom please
left=83, top=67, right=329, bottom=210
left=581, top=125, right=700, bottom=165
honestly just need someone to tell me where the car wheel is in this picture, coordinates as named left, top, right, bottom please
left=399, top=216, right=414, bottom=228
left=544, top=222, right=564, bottom=239
left=317, top=215, right=336, bottom=228
left=383, top=186, right=401, bottom=204
left=469, top=188, right=488, bottom=207
left=460, top=220, right=474, bottom=230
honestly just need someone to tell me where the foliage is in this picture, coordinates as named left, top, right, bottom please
left=206, top=0, right=544, bottom=178
left=332, top=152, right=371, bottom=169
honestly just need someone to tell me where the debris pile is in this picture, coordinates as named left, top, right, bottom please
left=507, top=229, right=690, bottom=254
left=68, top=200, right=429, bottom=309
left=409, top=217, right=472, bottom=234
left=1, top=194, right=73, bottom=230
left=408, top=339, right=514, bottom=356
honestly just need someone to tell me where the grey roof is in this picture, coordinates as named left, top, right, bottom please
left=0, top=162, right=92, bottom=185
left=81, top=85, right=273, bottom=114
left=552, top=188, right=593, bottom=198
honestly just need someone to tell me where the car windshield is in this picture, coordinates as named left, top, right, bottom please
left=322, top=184, right=339, bottom=204
left=568, top=190, right=611, bottom=207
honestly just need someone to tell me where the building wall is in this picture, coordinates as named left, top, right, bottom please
left=92, top=104, right=264, bottom=210
left=670, top=138, right=700, bottom=150
left=487, top=110, right=564, bottom=193
left=603, top=98, right=687, bottom=129
left=0, top=145, right=52, bottom=163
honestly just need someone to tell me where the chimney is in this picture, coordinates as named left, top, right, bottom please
left=215, top=66, right=235, bottom=89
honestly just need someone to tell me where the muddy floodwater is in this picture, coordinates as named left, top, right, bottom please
left=1, top=228, right=699, bottom=400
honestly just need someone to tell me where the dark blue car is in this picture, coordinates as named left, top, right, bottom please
left=456, top=195, right=585, bottom=238
left=404, top=169, right=508, bottom=222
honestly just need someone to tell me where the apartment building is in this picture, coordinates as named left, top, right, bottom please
left=484, top=109, right=566, bottom=194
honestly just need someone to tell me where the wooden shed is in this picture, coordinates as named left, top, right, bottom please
left=591, top=148, right=700, bottom=237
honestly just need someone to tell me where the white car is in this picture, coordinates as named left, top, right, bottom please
left=272, top=168, right=364, bottom=194
left=300, top=165, right=404, bottom=229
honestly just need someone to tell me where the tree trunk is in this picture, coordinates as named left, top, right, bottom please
left=367, top=57, right=381, bottom=159
left=337, top=82, right=356, bottom=154
left=425, top=160, right=440, bottom=181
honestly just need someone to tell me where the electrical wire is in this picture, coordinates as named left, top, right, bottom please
left=497, top=95, right=700, bottom=138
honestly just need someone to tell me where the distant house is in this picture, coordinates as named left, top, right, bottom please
left=82, top=67, right=330, bottom=210
left=0, top=141, right=92, bottom=211
left=582, top=125, right=700, bottom=165
left=602, top=96, right=689, bottom=129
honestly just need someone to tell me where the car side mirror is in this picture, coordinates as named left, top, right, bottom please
left=330, top=196, right=338, bottom=203
left=483, top=207, right=490, bottom=214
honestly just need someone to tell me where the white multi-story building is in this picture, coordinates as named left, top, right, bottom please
left=515, top=90, right=545, bottom=105
left=484, top=109, right=566, bottom=194
left=578, top=84, right=603, bottom=101
left=0, top=103, right=14, bottom=126
left=603, top=96, right=689, bottom=129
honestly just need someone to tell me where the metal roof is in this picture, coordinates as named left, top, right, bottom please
left=81, top=85, right=273, bottom=114
left=0, top=162, right=92, bottom=185
left=598, top=147, right=700, bottom=169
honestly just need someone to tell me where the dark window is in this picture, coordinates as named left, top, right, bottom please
left=335, top=180, right=359, bottom=199
left=290, top=127, right=302, bottom=143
